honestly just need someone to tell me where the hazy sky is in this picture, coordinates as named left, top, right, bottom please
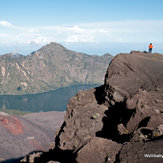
left=0, top=0, right=163, bottom=55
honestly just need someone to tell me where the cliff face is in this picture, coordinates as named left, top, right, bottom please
left=21, top=52, right=163, bottom=163
left=0, top=42, right=113, bottom=95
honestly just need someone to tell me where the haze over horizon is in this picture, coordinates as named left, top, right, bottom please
left=0, top=0, right=163, bottom=55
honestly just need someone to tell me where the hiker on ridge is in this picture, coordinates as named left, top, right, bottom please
left=148, top=43, right=153, bottom=53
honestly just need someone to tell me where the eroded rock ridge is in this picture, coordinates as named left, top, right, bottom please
left=21, top=52, right=163, bottom=163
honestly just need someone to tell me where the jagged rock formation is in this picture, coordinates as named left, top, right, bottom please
left=0, top=42, right=113, bottom=95
left=21, top=52, right=163, bottom=163
left=0, top=111, right=65, bottom=161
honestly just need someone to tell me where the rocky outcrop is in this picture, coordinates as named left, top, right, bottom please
left=21, top=52, right=163, bottom=163
left=56, top=87, right=108, bottom=151
left=76, top=137, right=121, bottom=163
left=105, top=52, right=163, bottom=104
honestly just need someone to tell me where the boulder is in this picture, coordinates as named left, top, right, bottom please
left=104, top=53, right=163, bottom=104
left=76, top=137, right=122, bottom=163
left=57, top=87, right=108, bottom=151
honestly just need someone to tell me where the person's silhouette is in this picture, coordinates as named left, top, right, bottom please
left=148, top=43, right=153, bottom=53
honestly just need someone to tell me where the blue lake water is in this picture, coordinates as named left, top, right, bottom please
left=0, top=84, right=99, bottom=112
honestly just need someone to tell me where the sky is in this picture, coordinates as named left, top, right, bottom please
left=0, top=0, right=163, bottom=55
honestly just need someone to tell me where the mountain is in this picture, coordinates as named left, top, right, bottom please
left=0, top=42, right=113, bottom=95
left=0, top=111, right=65, bottom=161
left=21, top=51, right=163, bottom=163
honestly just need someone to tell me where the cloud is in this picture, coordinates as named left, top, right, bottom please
left=0, top=21, right=13, bottom=28
left=0, top=20, right=163, bottom=46
left=66, top=34, right=95, bottom=43
left=27, top=34, right=51, bottom=44
left=0, top=33, right=8, bottom=37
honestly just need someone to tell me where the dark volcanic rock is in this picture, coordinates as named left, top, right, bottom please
left=119, top=138, right=163, bottom=163
left=76, top=137, right=121, bottom=163
left=126, top=89, right=163, bottom=135
left=104, top=53, right=163, bottom=144
left=104, top=52, right=163, bottom=104
left=21, top=52, right=163, bottom=163
left=57, top=87, right=108, bottom=151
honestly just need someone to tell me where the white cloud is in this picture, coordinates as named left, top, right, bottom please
left=0, top=21, right=13, bottom=28
left=0, top=20, right=163, bottom=46
left=66, top=34, right=95, bottom=43
left=28, top=28, right=39, bottom=33
left=0, top=33, right=8, bottom=37
left=27, top=34, right=51, bottom=44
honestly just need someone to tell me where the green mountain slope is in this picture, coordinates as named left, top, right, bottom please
left=0, top=42, right=113, bottom=95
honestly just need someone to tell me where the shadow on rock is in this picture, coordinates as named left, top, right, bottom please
left=0, top=158, right=22, bottom=163
left=138, top=117, right=150, bottom=128
left=96, top=102, right=135, bottom=143
left=94, top=85, right=106, bottom=105
left=34, top=148, right=77, bottom=163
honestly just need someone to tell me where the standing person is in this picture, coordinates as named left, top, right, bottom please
left=149, top=43, right=153, bottom=53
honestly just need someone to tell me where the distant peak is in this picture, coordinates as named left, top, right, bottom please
left=103, top=53, right=112, bottom=57
left=42, top=42, right=65, bottom=49
left=48, top=42, right=60, bottom=45
left=0, top=53, right=23, bottom=59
